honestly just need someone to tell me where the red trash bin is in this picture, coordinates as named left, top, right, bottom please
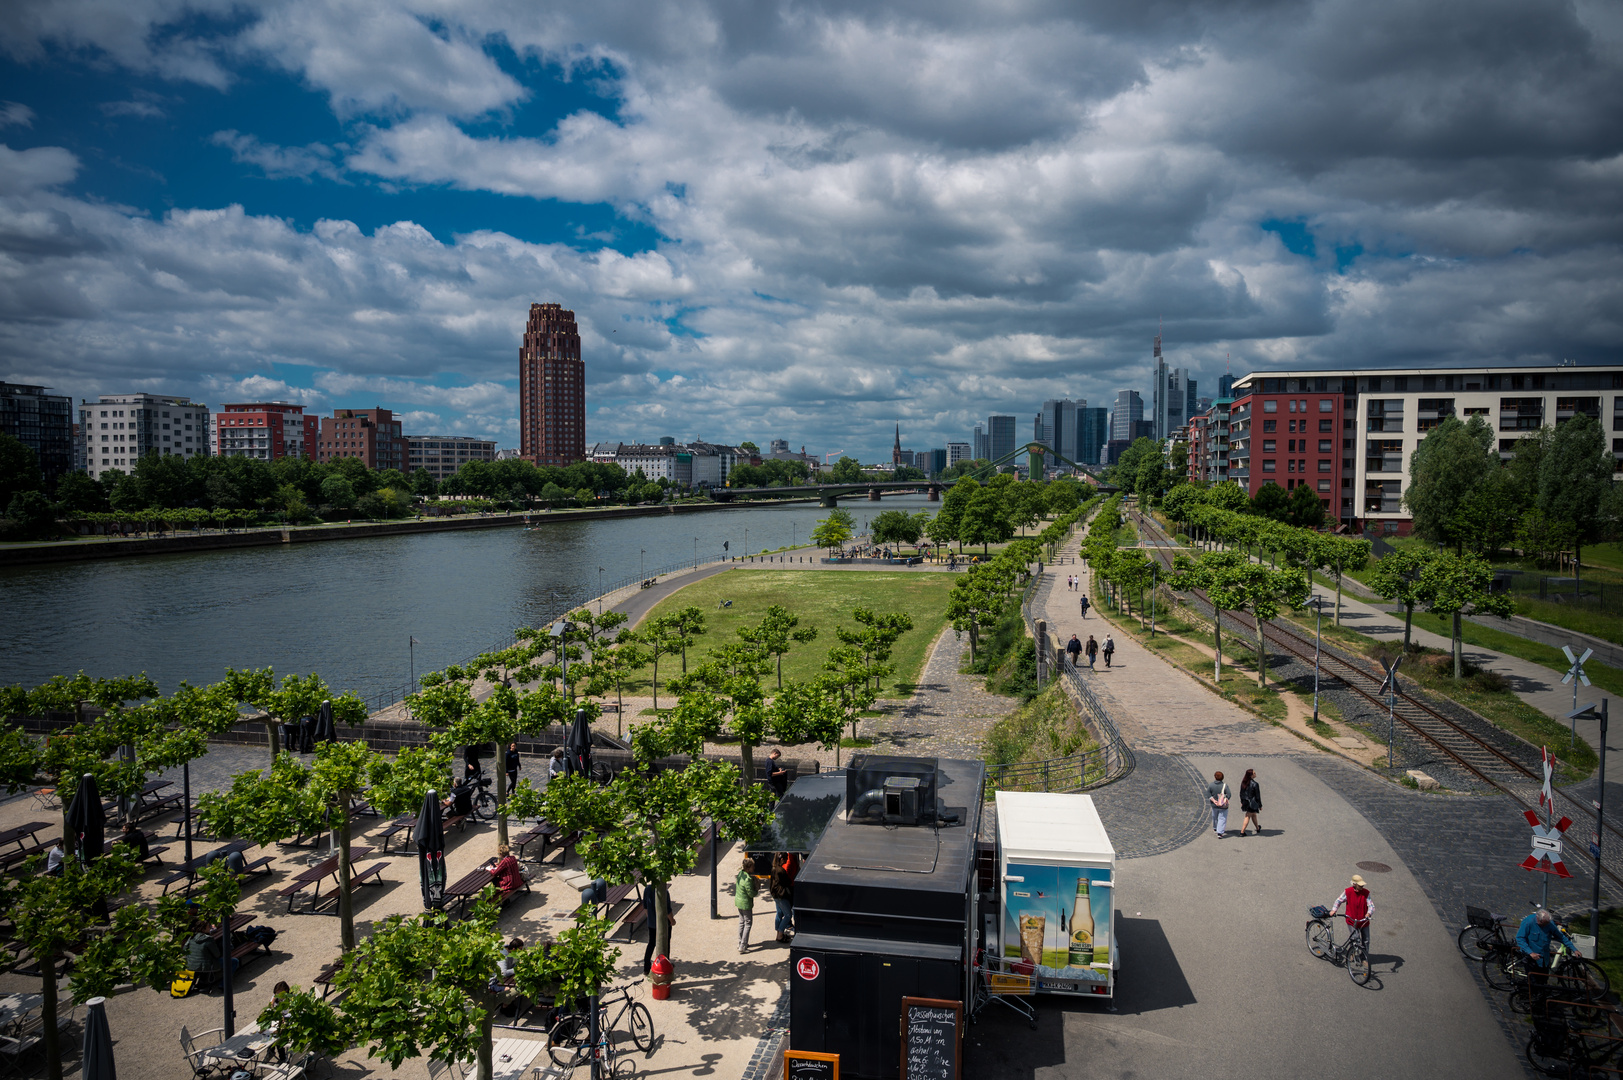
left=649, top=954, right=674, bottom=1000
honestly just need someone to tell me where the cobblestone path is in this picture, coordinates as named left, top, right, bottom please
left=865, top=627, right=1020, bottom=760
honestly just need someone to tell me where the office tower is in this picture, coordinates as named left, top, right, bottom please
left=519, top=301, right=585, bottom=466
left=972, top=423, right=988, bottom=462
left=1039, top=400, right=1064, bottom=468
left=1151, top=336, right=1194, bottom=441
left=947, top=441, right=971, bottom=467
left=1109, top=391, right=1143, bottom=442
left=3, top=382, right=73, bottom=487
left=927, top=448, right=947, bottom=477
left=78, top=392, right=206, bottom=481
left=1079, top=407, right=1108, bottom=465
left=987, top=415, right=1016, bottom=465
left=1218, top=372, right=1235, bottom=399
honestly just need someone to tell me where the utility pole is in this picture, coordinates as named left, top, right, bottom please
left=1379, top=656, right=1402, bottom=770
left=1569, top=698, right=1610, bottom=939
left=1563, top=646, right=1594, bottom=748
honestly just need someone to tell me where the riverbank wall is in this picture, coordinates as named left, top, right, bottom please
left=0, top=497, right=820, bottom=568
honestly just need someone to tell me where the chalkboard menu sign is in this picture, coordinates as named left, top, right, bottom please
left=783, top=1050, right=839, bottom=1080
left=900, top=996, right=961, bottom=1080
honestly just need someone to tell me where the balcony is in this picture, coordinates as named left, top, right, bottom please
left=1365, top=418, right=1404, bottom=433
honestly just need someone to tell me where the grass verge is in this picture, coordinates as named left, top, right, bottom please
left=1402, top=611, right=1623, bottom=698
left=982, top=680, right=1097, bottom=765
left=1508, top=597, right=1623, bottom=648
left=636, top=568, right=953, bottom=699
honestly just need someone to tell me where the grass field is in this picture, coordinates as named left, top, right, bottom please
left=1403, top=610, right=1623, bottom=697
left=634, top=569, right=955, bottom=699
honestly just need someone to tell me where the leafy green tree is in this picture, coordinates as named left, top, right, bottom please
left=946, top=563, right=1001, bottom=659
left=871, top=508, right=924, bottom=546
left=0, top=852, right=237, bottom=1080
left=519, top=732, right=773, bottom=965
left=1452, top=466, right=1521, bottom=558
left=829, top=456, right=864, bottom=483
left=596, top=631, right=651, bottom=734
left=835, top=608, right=915, bottom=695
left=201, top=742, right=448, bottom=950
left=1420, top=552, right=1515, bottom=678
left=1249, top=482, right=1290, bottom=522
left=1310, top=534, right=1372, bottom=627
left=0, top=434, right=43, bottom=508
left=221, top=668, right=367, bottom=770
left=1285, top=482, right=1327, bottom=529
left=1366, top=547, right=1436, bottom=649
left=55, top=471, right=106, bottom=514
left=893, top=464, right=926, bottom=481
left=410, top=468, right=439, bottom=498
left=664, top=606, right=709, bottom=674
left=1517, top=510, right=1578, bottom=568
left=5, top=489, right=57, bottom=538
left=739, top=605, right=819, bottom=690
left=1404, top=415, right=1495, bottom=552
left=1044, top=480, right=1081, bottom=515
left=639, top=613, right=686, bottom=711
left=739, top=441, right=760, bottom=454
left=810, top=507, right=856, bottom=552
left=1134, top=443, right=1170, bottom=503
left=1537, top=413, right=1614, bottom=582
left=961, top=485, right=1013, bottom=553
left=1174, top=550, right=1309, bottom=685
left=269, top=898, right=618, bottom=1080
left=933, top=477, right=976, bottom=550
left=320, top=474, right=357, bottom=509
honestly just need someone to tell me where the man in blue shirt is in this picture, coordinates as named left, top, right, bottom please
left=1516, top=909, right=1573, bottom=981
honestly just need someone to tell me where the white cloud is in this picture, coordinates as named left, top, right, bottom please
left=0, top=101, right=34, bottom=127
left=211, top=130, right=344, bottom=182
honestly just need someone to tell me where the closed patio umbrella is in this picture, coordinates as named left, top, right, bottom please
left=65, top=773, right=105, bottom=866
left=415, top=789, right=446, bottom=910
left=564, top=709, right=593, bottom=779
left=81, top=996, right=115, bottom=1080
left=313, top=699, right=337, bottom=744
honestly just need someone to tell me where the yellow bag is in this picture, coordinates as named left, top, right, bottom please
left=171, top=970, right=196, bottom=998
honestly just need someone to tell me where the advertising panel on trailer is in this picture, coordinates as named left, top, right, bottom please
left=995, top=790, right=1117, bottom=997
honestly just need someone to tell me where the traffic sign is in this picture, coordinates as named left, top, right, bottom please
left=797, top=957, right=821, bottom=981
left=1523, top=809, right=1574, bottom=878
left=1591, top=843, right=1602, bottom=860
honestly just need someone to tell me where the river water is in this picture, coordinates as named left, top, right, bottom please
left=0, top=494, right=933, bottom=704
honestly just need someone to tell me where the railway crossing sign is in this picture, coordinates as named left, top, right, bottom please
left=1563, top=647, right=1594, bottom=745
left=1522, top=809, right=1573, bottom=878
left=1540, top=747, right=1555, bottom=814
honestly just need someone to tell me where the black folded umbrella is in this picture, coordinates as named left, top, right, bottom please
left=415, top=789, right=446, bottom=910
left=82, top=996, right=116, bottom=1080
left=314, top=700, right=337, bottom=744
left=564, top=709, right=592, bottom=779
left=65, top=773, right=105, bottom=866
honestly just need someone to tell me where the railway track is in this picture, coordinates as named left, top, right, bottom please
left=1127, top=510, right=1623, bottom=897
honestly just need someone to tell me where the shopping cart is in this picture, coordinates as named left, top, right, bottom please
left=972, top=951, right=1038, bottom=1028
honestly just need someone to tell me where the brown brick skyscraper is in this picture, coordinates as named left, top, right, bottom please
left=519, top=302, right=585, bottom=465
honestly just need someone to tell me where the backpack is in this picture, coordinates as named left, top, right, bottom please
left=246, top=925, right=277, bottom=948
left=171, top=970, right=197, bottom=998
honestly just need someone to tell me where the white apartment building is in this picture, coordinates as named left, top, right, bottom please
left=947, top=442, right=972, bottom=467
left=408, top=435, right=496, bottom=481
left=80, top=393, right=209, bottom=479
left=1227, top=364, right=1622, bottom=532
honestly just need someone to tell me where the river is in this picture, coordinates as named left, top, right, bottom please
left=0, top=494, right=934, bottom=704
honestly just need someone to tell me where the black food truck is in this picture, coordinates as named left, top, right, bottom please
left=769, top=754, right=985, bottom=1079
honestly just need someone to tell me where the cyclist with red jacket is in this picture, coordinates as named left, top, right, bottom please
left=1328, top=874, right=1374, bottom=950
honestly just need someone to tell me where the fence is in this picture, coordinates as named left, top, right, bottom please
left=359, top=553, right=730, bottom=713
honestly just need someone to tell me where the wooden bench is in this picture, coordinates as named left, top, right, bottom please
left=352, top=861, right=387, bottom=887
left=445, top=811, right=470, bottom=833
left=374, top=821, right=412, bottom=854
left=134, top=792, right=185, bottom=822
left=0, top=838, right=57, bottom=872
left=535, top=824, right=580, bottom=866
left=510, top=825, right=545, bottom=859
left=313, top=959, right=344, bottom=999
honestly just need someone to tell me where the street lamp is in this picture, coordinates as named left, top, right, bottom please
left=640, top=548, right=645, bottom=581
left=1568, top=698, right=1610, bottom=939
left=1307, top=596, right=1329, bottom=724
left=693, top=536, right=698, bottom=564
left=597, top=567, right=604, bottom=614
left=550, top=619, right=572, bottom=702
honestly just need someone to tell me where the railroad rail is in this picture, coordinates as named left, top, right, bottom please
left=1127, top=509, right=1623, bottom=897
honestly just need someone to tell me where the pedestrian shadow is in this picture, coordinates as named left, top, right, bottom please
left=1111, top=916, right=1196, bottom=1014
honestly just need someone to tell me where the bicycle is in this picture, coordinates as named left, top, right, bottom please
left=1525, top=998, right=1623, bottom=1076
left=1503, top=941, right=1611, bottom=1020
left=548, top=979, right=654, bottom=1074
left=465, top=773, right=497, bottom=821
left=1458, top=905, right=1511, bottom=961
left=1306, top=905, right=1371, bottom=985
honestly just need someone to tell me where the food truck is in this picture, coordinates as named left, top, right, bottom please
left=994, top=789, right=1117, bottom=998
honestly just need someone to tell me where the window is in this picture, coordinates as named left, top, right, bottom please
left=1262, top=460, right=1276, bottom=472
left=1288, top=399, right=1298, bottom=413
left=1318, top=440, right=1332, bottom=453
left=1319, top=399, right=1334, bottom=412
left=1263, top=400, right=1278, bottom=413
left=1318, top=460, right=1332, bottom=472
left=1317, top=480, right=1331, bottom=492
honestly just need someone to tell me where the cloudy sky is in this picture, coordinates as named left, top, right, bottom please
left=2, top=0, right=1620, bottom=461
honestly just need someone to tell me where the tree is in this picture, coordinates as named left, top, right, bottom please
left=595, top=631, right=651, bottom=734
left=739, top=441, right=760, bottom=454
left=55, top=471, right=106, bottom=514
left=933, top=477, right=976, bottom=550
left=269, top=898, right=618, bottom=1080
left=1311, top=534, right=1371, bottom=627
left=320, top=475, right=357, bottom=509
left=893, top=464, right=926, bottom=481
left=1537, top=413, right=1614, bottom=582
left=1174, top=550, right=1312, bottom=685
left=871, top=508, right=924, bottom=546
left=1452, top=466, right=1521, bottom=558
left=522, top=735, right=773, bottom=967
left=739, top=605, right=818, bottom=690
left=222, top=668, right=367, bottom=771
left=811, top=508, right=855, bottom=552
left=829, top=456, right=864, bottom=483
left=0, top=433, right=43, bottom=508
left=960, top=485, right=1013, bottom=553
left=1285, top=483, right=1327, bottom=529
left=1249, top=482, right=1290, bottom=522
left=1517, top=510, right=1578, bottom=568
left=1366, top=547, right=1436, bottom=650
left=1133, top=443, right=1170, bottom=503
left=639, top=613, right=686, bottom=711
left=834, top=608, right=915, bottom=695
left=5, top=489, right=57, bottom=538
left=947, top=564, right=1001, bottom=659
left=1420, top=552, right=1514, bottom=679
left=201, top=741, right=448, bottom=951
left=410, top=468, right=440, bottom=498
left=1404, top=415, right=1495, bottom=552
left=665, top=606, right=708, bottom=674
left=1045, top=481, right=1081, bottom=515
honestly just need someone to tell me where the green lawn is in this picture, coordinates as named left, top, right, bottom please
left=634, top=569, right=955, bottom=699
left=1405, top=610, right=1623, bottom=698
left=1510, top=597, right=1623, bottom=646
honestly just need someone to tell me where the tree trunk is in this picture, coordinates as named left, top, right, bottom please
left=265, top=718, right=280, bottom=770
left=651, top=654, right=660, bottom=712
left=654, top=882, right=672, bottom=960
left=337, top=799, right=356, bottom=951
left=1334, top=563, right=1344, bottom=627
left=777, top=654, right=784, bottom=691
left=739, top=741, right=755, bottom=793
left=476, top=1012, right=495, bottom=1080
left=1256, top=616, right=1268, bottom=688
left=1213, top=610, right=1224, bottom=681
left=40, top=951, right=61, bottom=1080
left=1403, top=603, right=1414, bottom=651
left=1453, top=612, right=1464, bottom=679
left=495, top=763, right=508, bottom=850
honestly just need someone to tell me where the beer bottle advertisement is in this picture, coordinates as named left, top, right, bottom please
left=1003, top=864, right=1111, bottom=983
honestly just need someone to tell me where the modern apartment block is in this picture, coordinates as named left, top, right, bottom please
left=214, top=402, right=318, bottom=462
left=2, top=382, right=73, bottom=487
left=519, top=302, right=586, bottom=466
left=80, top=392, right=208, bottom=480
left=1224, top=365, right=1623, bottom=532
left=407, top=435, right=496, bottom=481
left=315, top=408, right=408, bottom=470
left=1187, top=398, right=1233, bottom=485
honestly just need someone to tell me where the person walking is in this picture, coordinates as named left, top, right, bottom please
left=504, top=740, right=521, bottom=793
left=1207, top=771, right=1230, bottom=837
left=1102, top=635, right=1116, bottom=668
left=1066, top=634, right=1082, bottom=667
left=1236, top=768, right=1262, bottom=836
left=1085, top=635, right=1099, bottom=670
left=735, top=856, right=759, bottom=953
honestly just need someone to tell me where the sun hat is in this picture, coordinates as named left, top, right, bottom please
left=1350, top=874, right=1367, bottom=887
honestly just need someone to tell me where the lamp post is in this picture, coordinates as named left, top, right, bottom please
left=550, top=619, right=572, bottom=703
left=1568, top=699, right=1609, bottom=939
left=1308, top=595, right=1329, bottom=724
left=640, top=549, right=645, bottom=581
left=1379, top=655, right=1402, bottom=770
left=693, top=536, right=698, bottom=564
left=597, top=567, right=605, bottom=614
left=1148, top=563, right=1158, bottom=638
left=409, top=636, right=418, bottom=690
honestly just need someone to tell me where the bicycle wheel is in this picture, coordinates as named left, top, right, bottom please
left=1306, top=920, right=1332, bottom=959
left=474, top=791, right=497, bottom=822
left=626, top=1001, right=654, bottom=1053
left=1525, top=1023, right=1571, bottom=1077
left=548, top=1015, right=589, bottom=1070
left=1458, top=924, right=1500, bottom=961
left=1567, top=956, right=1612, bottom=1000
left=1483, top=950, right=1526, bottom=992
left=1346, top=938, right=1372, bottom=985
left=1509, top=983, right=1540, bottom=1016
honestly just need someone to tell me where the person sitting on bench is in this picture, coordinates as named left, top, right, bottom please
left=199, top=847, right=247, bottom=874
left=185, top=929, right=239, bottom=976
left=485, top=844, right=529, bottom=899
left=444, top=778, right=474, bottom=817
left=120, top=821, right=150, bottom=861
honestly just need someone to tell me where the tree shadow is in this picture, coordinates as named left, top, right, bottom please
left=645, top=957, right=784, bottom=1046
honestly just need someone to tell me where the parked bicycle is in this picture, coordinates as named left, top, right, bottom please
left=548, top=979, right=654, bottom=1075
left=1502, top=939, right=1611, bottom=1019
left=1306, top=905, right=1371, bottom=985
left=464, top=772, right=497, bottom=821
left=1525, top=1003, right=1623, bottom=1077
left=1458, top=905, right=1512, bottom=961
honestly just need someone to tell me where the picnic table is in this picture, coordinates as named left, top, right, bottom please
left=279, top=846, right=384, bottom=914
left=193, top=1022, right=277, bottom=1070
left=444, top=868, right=494, bottom=918
left=0, top=823, right=56, bottom=872
left=158, top=840, right=270, bottom=896
left=490, top=1036, right=546, bottom=1080
left=514, top=821, right=578, bottom=865
left=0, top=823, right=50, bottom=855
left=107, top=780, right=182, bottom=823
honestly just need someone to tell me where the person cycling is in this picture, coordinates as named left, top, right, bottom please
left=1516, top=908, right=1574, bottom=984
left=1328, top=873, right=1374, bottom=950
